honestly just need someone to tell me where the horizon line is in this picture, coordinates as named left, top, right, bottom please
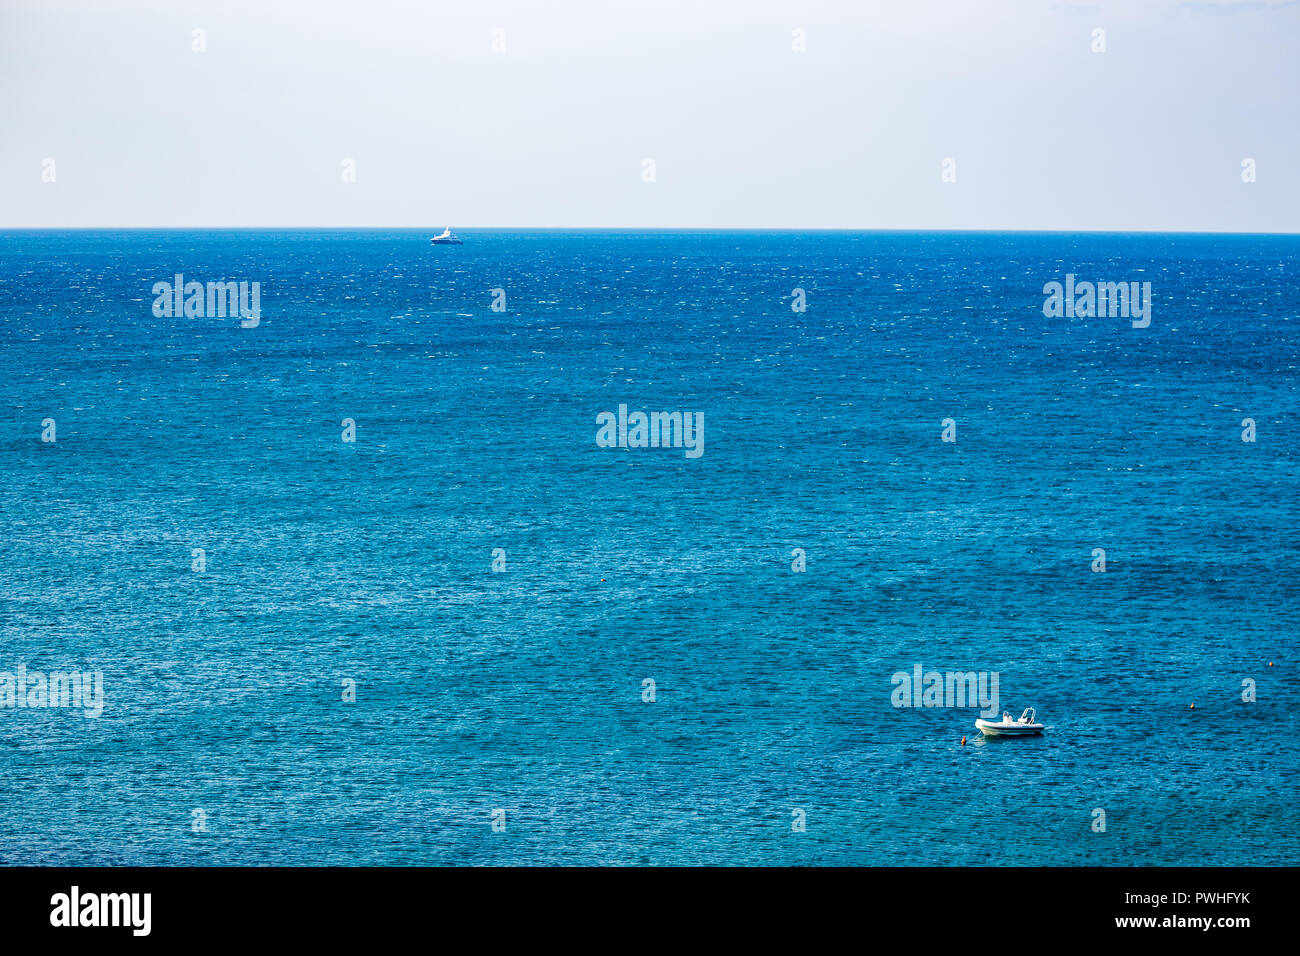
left=2, top=226, right=1299, bottom=236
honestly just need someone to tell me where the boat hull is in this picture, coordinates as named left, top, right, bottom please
left=975, top=719, right=1044, bottom=736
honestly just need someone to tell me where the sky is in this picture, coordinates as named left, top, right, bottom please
left=1, top=0, right=1297, bottom=230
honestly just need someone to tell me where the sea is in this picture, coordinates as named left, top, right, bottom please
left=1, top=229, right=1296, bottom=865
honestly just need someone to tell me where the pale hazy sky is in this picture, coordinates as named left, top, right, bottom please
left=1, top=0, right=1297, bottom=230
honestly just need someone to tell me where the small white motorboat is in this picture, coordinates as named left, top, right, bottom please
left=975, top=708, right=1044, bottom=737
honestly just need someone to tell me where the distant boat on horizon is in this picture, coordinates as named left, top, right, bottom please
left=430, top=227, right=463, bottom=245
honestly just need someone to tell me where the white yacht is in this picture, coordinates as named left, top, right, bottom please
left=430, top=227, right=463, bottom=245
left=974, top=708, right=1045, bottom=736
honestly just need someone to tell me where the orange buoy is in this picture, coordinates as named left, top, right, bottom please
left=1190, top=703, right=1195, bottom=709
left=960, top=735, right=966, bottom=746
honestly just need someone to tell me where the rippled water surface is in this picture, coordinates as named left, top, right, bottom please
left=1, top=230, right=1296, bottom=865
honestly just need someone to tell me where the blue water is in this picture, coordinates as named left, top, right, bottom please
left=1, top=229, right=1297, bottom=866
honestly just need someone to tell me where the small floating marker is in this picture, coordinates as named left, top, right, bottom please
left=1190, top=703, right=1195, bottom=709
left=960, top=735, right=966, bottom=746
left=1268, top=661, right=1273, bottom=667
